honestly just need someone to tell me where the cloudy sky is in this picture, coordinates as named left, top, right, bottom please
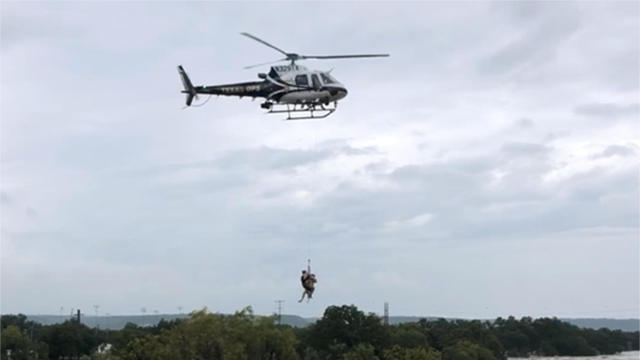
left=1, top=2, right=638, bottom=320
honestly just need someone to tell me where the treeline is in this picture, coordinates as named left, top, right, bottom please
left=2, top=305, right=638, bottom=359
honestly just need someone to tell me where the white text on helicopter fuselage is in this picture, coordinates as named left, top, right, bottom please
left=218, top=85, right=261, bottom=93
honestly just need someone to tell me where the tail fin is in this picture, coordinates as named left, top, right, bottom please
left=177, top=65, right=197, bottom=106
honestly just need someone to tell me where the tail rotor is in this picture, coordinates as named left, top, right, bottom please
left=177, top=65, right=198, bottom=106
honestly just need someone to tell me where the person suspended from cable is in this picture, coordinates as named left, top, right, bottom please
left=298, top=259, right=317, bottom=303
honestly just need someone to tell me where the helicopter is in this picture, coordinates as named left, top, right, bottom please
left=178, top=33, right=389, bottom=120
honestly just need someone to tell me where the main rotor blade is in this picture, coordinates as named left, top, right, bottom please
left=240, top=32, right=289, bottom=56
left=302, top=54, right=390, bottom=60
left=243, top=58, right=288, bottom=69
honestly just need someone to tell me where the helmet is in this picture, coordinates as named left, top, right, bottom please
left=302, top=270, right=307, bottom=273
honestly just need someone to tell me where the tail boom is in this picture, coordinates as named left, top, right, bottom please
left=178, top=65, right=277, bottom=106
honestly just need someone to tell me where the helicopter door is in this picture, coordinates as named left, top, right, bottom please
left=311, top=74, right=321, bottom=90
left=295, top=74, right=309, bottom=87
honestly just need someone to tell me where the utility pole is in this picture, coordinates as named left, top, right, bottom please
left=384, top=302, right=389, bottom=326
left=275, top=300, right=285, bottom=326
left=94, top=305, right=100, bottom=329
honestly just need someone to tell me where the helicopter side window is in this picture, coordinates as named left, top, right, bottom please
left=321, top=73, right=334, bottom=84
left=311, top=74, right=321, bottom=89
left=295, top=75, right=309, bottom=86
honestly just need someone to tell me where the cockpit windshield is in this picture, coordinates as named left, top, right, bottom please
left=320, top=73, right=336, bottom=84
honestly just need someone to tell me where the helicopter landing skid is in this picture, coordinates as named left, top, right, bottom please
left=266, top=102, right=337, bottom=120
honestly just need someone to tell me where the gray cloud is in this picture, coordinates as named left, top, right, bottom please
left=574, top=103, right=640, bottom=118
left=25, top=207, right=37, bottom=218
left=479, top=3, right=581, bottom=76
left=514, top=118, right=534, bottom=129
left=0, top=192, right=11, bottom=205
left=216, top=146, right=333, bottom=171
left=596, top=145, right=636, bottom=158
left=285, top=142, right=638, bottom=247
left=1, top=3, right=76, bottom=50
left=215, top=143, right=378, bottom=171
left=501, top=142, right=550, bottom=157
left=140, top=142, right=379, bottom=177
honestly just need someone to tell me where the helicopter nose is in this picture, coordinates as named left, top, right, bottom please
left=325, top=86, right=347, bottom=101
left=328, top=86, right=347, bottom=98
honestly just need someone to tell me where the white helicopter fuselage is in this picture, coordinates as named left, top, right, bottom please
left=266, top=64, right=348, bottom=105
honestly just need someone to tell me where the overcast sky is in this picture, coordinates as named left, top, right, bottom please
left=1, top=2, right=638, bottom=320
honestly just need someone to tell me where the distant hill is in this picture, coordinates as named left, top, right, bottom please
left=26, top=314, right=189, bottom=330
left=23, top=314, right=639, bottom=332
left=278, top=314, right=315, bottom=328
left=383, top=316, right=639, bottom=332
left=562, top=318, right=639, bottom=332
left=25, top=313, right=307, bottom=330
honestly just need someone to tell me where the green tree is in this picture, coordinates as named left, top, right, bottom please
left=110, top=322, right=153, bottom=354
left=538, top=340, right=558, bottom=356
left=532, top=318, right=597, bottom=356
left=388, top=323, right=431, bottom=349
left=342, top=344, right=379, bottom=360
left=117, top=307, right=298, bottom=360
left=419, top=319, right=504, bottom=359
left=120, top=335, right=168, bottom=360
left=442, top=340, right=496, bottom=360
left=0, top=315, right=28, bottom=330
left=42, top=320, right=99, bottom=359
left=493, top=317, right=533, bottom=356
left=382, top=345, right=441, bottom=360
left=308, top=305, right=388, bottom=359
left=1, top=325, right=36, bottom=360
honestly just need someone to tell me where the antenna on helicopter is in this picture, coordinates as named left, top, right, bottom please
left=240, top=32, right=389, bottom=69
